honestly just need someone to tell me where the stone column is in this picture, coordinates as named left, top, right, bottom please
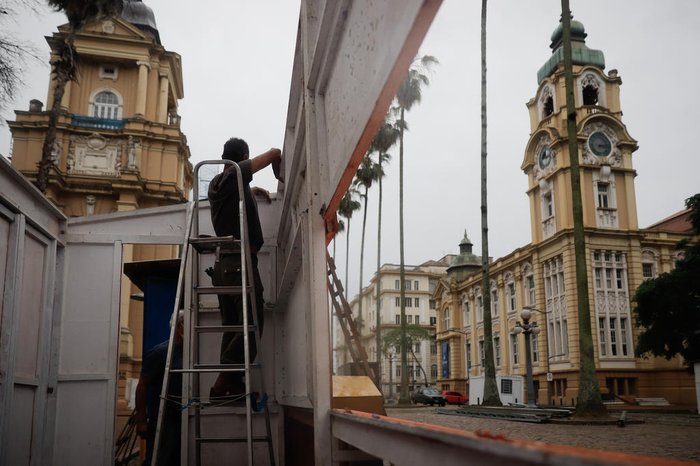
left=60, top=80, right=71, bottom=110
left=156, top=72, right=169, bottom=123
left=46, top=70, right=57, bottom=110
left=135, top=60, right=150, bottom=117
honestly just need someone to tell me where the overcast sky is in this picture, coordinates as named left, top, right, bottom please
left=1, top=1, right=699, bottom=301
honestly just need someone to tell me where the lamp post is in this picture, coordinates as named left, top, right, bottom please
left=513, top=308, right=541, bottom=407
left=522, top=306, right=554, bottom=405
left=388, top=351, right=395, bottom=401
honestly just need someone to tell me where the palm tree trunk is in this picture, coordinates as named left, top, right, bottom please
left=375, top=168, right=384, bottom=391
left=479, top=0, right=501, bottom=407
left=345, top=219, right=351, bottom=295
left=561, top=0, right=606, bottom=418
left=399, top=108, right=409, bottom=404
left=358, top=187, right=369, bottom=327
left=410, top=348, right=429, bottom=387
left=38, top=29, right=76, bottom=193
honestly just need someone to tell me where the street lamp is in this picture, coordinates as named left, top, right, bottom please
left=513, top=308, right=541, bottom=407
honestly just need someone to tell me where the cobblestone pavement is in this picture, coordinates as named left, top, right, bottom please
left=386, top=406, right=700, bottom=463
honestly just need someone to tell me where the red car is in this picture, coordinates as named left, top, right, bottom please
left=441, top=390, right=468, bottom=405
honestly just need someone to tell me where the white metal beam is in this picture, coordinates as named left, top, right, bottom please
left=331, top=410, right=673, bottom=466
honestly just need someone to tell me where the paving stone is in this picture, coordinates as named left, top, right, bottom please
left=386, top=406, right=700, bottom=462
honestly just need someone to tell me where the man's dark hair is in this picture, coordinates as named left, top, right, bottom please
left=222, top=138, right=249, bottom=163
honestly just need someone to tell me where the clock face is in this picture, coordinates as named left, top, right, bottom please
left=538, top=147, right=553, bottom=169
left=588, top=131, right=612, bottom=157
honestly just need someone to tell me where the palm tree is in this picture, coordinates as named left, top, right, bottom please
left=395, top=54, right=438, bottom=403
left=337, top=187, right=361, bottom=296
left=37, top=0, right=123, bottom=192
left=333, top=219, right=345, bottom=262
left=353, top=153, right=382, bottom=329
left=382, top=324, right=431, bottom=389
left=478, top=0, right=501, bottom=407
left=370, top=118, right=399, bottom=390
left=560, top=0, right=606, bottom=417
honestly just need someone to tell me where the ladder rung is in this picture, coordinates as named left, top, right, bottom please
left=194, top=363, right=261, bottom=370
left=196, top=436, right=271, bottom=444
left=194, top=325, right=258, bottom=333
left=195, top=285, right=252, bottom=295
left=195, top=304, right=220, bottom=311
left=189, top=235, right=242, bottom=253
left=170, top=368, right=254, bottom=374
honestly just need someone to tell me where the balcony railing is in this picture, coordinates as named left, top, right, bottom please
left=71, top=115, right=125, bottom=129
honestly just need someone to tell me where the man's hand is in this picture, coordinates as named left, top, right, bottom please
left=135, top=413, right=148, bottom=439
left=272, top=152, right=284, bottom=183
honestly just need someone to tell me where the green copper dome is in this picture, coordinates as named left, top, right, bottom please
left=447, top=231, right=481, bottom=280
left=537, top=17, right=605, bottom=84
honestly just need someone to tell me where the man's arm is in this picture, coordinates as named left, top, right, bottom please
left=250, top=148, right=284, bottom=182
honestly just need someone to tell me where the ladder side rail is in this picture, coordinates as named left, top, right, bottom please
left=325, top=260, right=362, bottom=364
left=152, top=160, right=212, bottom=466
left=191, top=162, right=204, bottom=466
left=151, top=200, right=195, bottom=466
left=328, top=290, right=362, bottom=364
left=329, top=255, right=373, bottom=375
left=327, top=256, right=366, bottom=369
left=326, top=254, right=375, bottom=380
left=230, top=160, right=256, bottom=465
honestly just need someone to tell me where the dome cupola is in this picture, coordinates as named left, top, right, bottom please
left=121, top=0, right=160, bottom=44
left=536, top=15, right=605, bottom=84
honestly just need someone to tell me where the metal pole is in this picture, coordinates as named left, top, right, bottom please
left=389, top=355, right=394, bottom=400
left=524, top=326, right=536, bottom=407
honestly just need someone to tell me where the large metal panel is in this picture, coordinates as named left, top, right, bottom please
left=53, top=380, right=111, bottom=465
left=54, top=242, right=122, bottom=465
left=323, top=0, right=425, bottom=196
left=15, top=231, right=48, bottom=379
left=278, top=0, right=442, bottom=229
left=6, top=386, right=34, bottom=465
left=1, top=221, right=57, bottom=466
left=275, top=2, right=442, bottom=463
left=0, top=207, right=11, bottom=341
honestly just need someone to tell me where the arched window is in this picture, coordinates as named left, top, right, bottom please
left=578, top=72, right=606, bottom=107
left=93, top=90, right=120, bottom=119
left=543, top=96, right=554, bottom=117
left=641, top=249, right=658, bottom=280
left=582, top=84, right=598, bottom=105
left=474, top=287, right=483, bottom=322
left=504, top=272, right=516, bottom=313
left=522, top=263, right=535, bottom=307
left=539, top=84, right=555, bottom=120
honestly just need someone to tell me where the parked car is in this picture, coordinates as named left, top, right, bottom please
left=411, top=387, right=447, bottom=406
left=441, top=390, right=468, bottom=405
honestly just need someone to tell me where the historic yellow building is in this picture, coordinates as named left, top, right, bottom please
left=434, top=20, right=696, bottom=407
left=8, top=0, right=192, bottom=424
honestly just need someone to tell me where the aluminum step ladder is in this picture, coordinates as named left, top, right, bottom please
left=152, top=160, right=275, bottom=466
left=326, top=252, right=375, bottom=381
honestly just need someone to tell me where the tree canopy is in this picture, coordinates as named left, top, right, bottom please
left=634, top=193, right=700, bottom=365
left=0, top=0, right=41, bottom=118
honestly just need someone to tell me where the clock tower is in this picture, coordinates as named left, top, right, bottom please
left=521, top=19, right=639, bottom=245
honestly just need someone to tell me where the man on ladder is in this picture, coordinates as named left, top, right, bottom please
left=135, top=312, right=184, bottom=465
left=207, top=137, right=283, bottom=398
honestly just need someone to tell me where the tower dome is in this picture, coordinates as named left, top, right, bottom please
left=121, top=0, right=160, bottom=44
left=447, top=230, right=481, bottom=281
left=536, top=16, right=604, bottom=84
left=549, top=19, right=587, bottom=50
